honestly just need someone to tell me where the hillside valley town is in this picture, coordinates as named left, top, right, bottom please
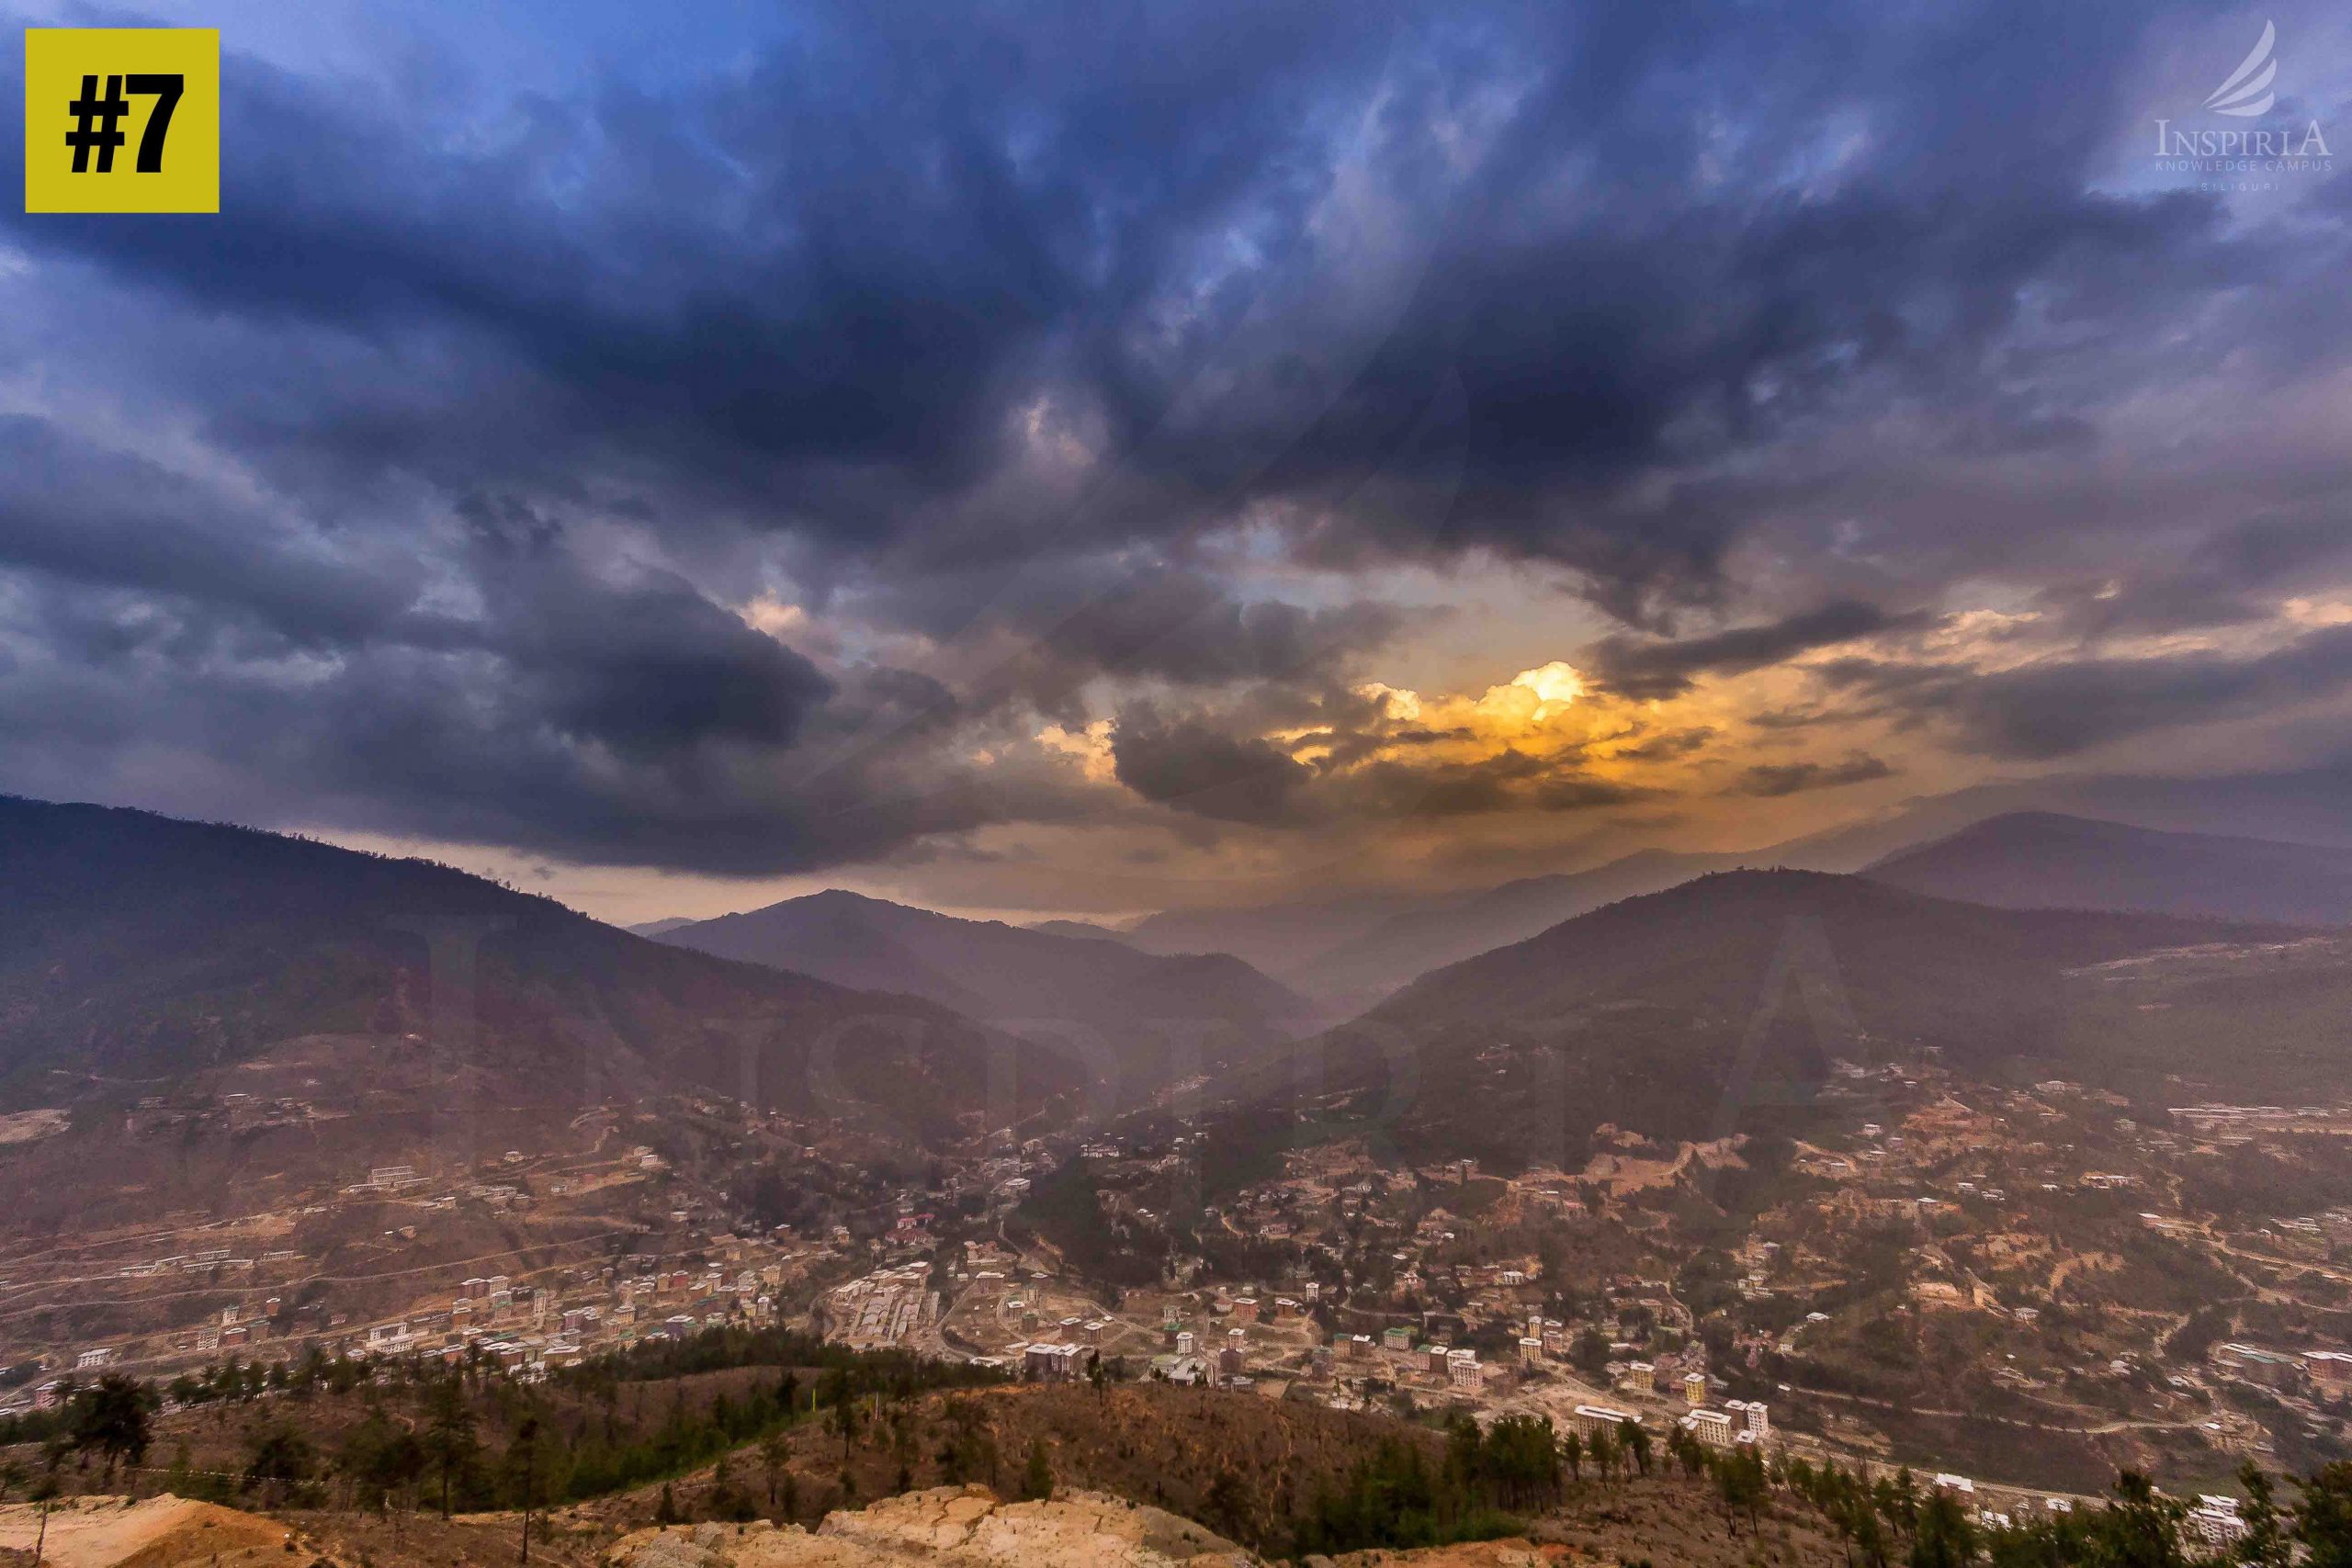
left=12, top=3, right=2352, bottom=1564
left=14, top=1045, right=2352, bottom=1554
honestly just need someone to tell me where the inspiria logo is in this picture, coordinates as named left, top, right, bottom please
left=2204, top=18, right=2278, bottom=117
left=2152, top=18, right=2333, bottom=187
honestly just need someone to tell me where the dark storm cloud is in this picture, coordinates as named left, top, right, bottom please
left=1044, top=575, right=1408, bottom=690
left=860, top=553, right=1412, bottom=712
left=2193, top=513, right=2352, bottom=587
left=2029, top=512, right=2352, bottom=638
left=1107, top=694, right=1655, bottom=827
left=0, top=417, right=1094, bottom=873
left=1609, top=727, right=1717, bottom=761
left=0, top=415, right=420, bottom=649
left=3, top=1, right=1415, bottom=557
left=1110, top=708, right=1313, bottom=825
left=1732, top=751, right=1897, bottom=797
left=1532, top=774, right=1658, bottom=810
left=1333, top=750, right=1580, bottom=819
left=1810, top=620, right=2352, bottom=762
left=1, top=0, right=2291, bottom=593
left=0, top=416, right=832, bottom=763
left=1333, top=747, right=1657, bottom=818
left=1584, top=601, right=1928, bottom=700
left=0, top=570, right=1068, bottom=874
left=477, top=547, right=833, bottom=760
left=1939, top=626, right=2352, bottom=761
left=0, top=0, right=2346, bottom=873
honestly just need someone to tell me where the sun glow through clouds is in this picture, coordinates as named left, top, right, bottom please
left=1510, top=660, right=1586, bottom=708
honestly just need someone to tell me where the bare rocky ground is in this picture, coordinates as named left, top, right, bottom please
left=602, top=1383, right=1843, bottom=1568
left=0, top=1490, right=1588, bottom=1568
left=604, top=1487, right=1257, bottom=1566
left=597, top=1487, right=1592, bottom=1568
left=0, top=1495, right=341, bottom=1568
left=0, top=1390, right=1842, bottom=1568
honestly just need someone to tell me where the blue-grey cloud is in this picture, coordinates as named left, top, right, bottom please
left=0, top=0, right=2346, bottom=876
left=1732, top=751, right=1897, bottom=797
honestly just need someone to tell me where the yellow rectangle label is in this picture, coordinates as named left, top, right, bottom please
left=24, top=28, right=220, bottom=213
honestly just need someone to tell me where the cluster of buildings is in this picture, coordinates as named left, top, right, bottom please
left=1557, top=1395, right=1770, bottom=1455
left=1548, top=1396, right=1775, bottom=1465
left=110, top=1232, right=803, bottom=1397
left=1140, top=1314, right=1257, bottom=1386
left=1315, top=1325, right=1488, bottom=1393
left=1677, top=1397, right=1771, bottom=1450
left=2211, top=1340, right=2352, bottom=1392
left=824, top=1263, right=937, bottom=1350
left=2170, top=1103, right=2352, bottom=1134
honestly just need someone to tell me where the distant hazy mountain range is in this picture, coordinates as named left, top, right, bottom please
left=624, top=915, right=699, bottom=939
left=1112, top=892, right=1435, bottom=979
left=1047, top=770, right=2352, bottom=1011
left=0, top=795, right=1077, bottom=1143
left=1045, top=812, right=1921, bottom=1013
left=650, top=891, right=1317, bottom=1092
left=1209, top=867, right=2346, bottom=1172
left=17, top=781, right=2352, bottom=1188
left=1024, top=919, right=1133, bottom=943
left=1279, top=849, right=1739, bottom=1016
left=1864, top=811, right=2352, bottom=924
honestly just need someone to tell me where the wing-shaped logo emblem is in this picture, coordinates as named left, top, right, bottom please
left=2205, top=19, right=2278, bottom=117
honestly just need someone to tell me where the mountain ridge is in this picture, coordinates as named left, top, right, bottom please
left=652, top=888, right=1319, bottom=1096
left=1283, top=848, right=1738, bottom=1012
left=0, top=795, right=1074, bottom=1144
left=1863, top=810, right=2352, bottom=924
left=1210, top=867, right=2340, bottom=1172
left=1063, top=766, right=2352, bottom=1003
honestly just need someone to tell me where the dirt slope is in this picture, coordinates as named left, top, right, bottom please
left=602, top=1487, right=1256, bottom=1567
left=0, top=1496, right=319, bottom=1568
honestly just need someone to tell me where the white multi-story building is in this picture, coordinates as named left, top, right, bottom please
left=1572, top=1404, right=1639, bottom=1442
left=2187, top=1497, right=2246, bottom=1548
left=1681, top=1409, right=1735, bottom=1449
left=1023, top=1342, right=1085, bottom=1381
left=2173, top=1495, right=2248, bottom=1541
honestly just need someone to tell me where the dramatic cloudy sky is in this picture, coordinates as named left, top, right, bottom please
left=3, top=0, right=2350, bottom=922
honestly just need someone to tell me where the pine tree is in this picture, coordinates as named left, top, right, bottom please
left=2239, top=1462, right=2291, bottom=1568
left=2296, top=1462, right=2352, bottom=1568
left=81, top=1375, right=156, bottom=1482
left=760, top=1430, right=791, bottom=1507
left=423, top=1377, right=480, bottom=1517
left=1619, top=1417, right=1651, bottom=1479
left=1021, top=1440, right=1054, bottom=1503
left=1909, top=1487, right=1976, bottom=1568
